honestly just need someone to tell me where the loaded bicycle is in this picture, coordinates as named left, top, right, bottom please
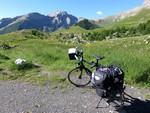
left=68, top=46, right=125, bottom=108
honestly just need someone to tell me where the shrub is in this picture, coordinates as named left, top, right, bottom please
left=0, top=53, right=10, bottom=60
left=10, top=61, right=34, bottom=71
left=1, top=43, right=11, bottom=50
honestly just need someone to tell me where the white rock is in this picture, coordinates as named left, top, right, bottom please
left=15, top=58, right=26, bottom=65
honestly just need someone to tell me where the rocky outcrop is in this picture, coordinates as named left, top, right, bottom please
left=48, top=11, right=78, bottom=29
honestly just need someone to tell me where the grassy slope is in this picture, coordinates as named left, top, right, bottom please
left=113, top=9, right=150, bottom=27
left=84, top=36, right=150, bottom=87
left=90, top=9, right=150, bottom=31
left=50, top=26, right=89, bottom=36
left=0, top=31, right=150, bottom=87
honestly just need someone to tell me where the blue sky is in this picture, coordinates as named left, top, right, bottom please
left=0, top=0, right=144, bottom=19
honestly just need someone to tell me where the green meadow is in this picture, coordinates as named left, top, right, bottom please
left=0, top=31, right=150, bottom=87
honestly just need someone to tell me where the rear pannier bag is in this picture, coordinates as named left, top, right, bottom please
left=91, top=66, right=122, bottom=97
left=91, top=67, right=112, bottom=86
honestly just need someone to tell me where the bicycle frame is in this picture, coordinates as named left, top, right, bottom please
left=75, top=53, right=92, bottom=76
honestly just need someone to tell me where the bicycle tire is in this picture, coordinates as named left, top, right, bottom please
left=68, top=67, right=91, bottom=87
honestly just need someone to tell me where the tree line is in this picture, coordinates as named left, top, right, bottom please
left=87, top=20, right=150, bottom=41
left=56, top=19, right=150, bottom=44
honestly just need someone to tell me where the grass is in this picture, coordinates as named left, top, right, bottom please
left=0, top=31, right=150, bottom=88
left=145, top=94, right=150, bottom=100
left=94, top=38, right=149, bottom=86
left=112, top=9, right=150, bottom=28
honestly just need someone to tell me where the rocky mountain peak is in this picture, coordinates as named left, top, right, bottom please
left=48, top=11, right=68, bottom=17
left=47, top=11, right=78, bottom=28
left=143, top=0, right=150, bottom=8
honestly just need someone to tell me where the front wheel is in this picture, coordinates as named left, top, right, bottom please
left=68, top=67, right=91, bottom=87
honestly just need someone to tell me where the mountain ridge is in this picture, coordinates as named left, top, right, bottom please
left=0, top=0, right=150, bottom=34
left=108, top=0, right=150, bottom=20
left=0, top=11, right=78, bottom=34
left=93, top=0, right=150, bottom=25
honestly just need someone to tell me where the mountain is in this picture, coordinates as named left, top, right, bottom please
left=0, top=11, right=78, bottom=34
left=92, top=0, right=150, bottom=27
left=108, top=0, right=150, bottom=20
left=0, top=0, right=150, bottom=34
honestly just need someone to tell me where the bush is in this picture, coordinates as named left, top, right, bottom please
left=0, top=53, right=10, bottom=60
left=1, top=43, right=11, bottom=50
left=10, top=61, right=34, bottom=71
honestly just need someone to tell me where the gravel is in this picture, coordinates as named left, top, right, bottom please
left=0, top=81, right=150, bottom=113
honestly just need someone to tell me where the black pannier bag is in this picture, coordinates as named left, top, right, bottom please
left=91, top=66, right=124, bottom=98
left=108, top=65, right=124, bottom=89
left=91, top=67, right=114, bottom=97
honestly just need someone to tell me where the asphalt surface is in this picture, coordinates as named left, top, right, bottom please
left=0, top=81, right=150, bottom=113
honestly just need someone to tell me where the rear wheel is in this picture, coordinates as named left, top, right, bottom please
left=68, top=67, right=91, bottom=87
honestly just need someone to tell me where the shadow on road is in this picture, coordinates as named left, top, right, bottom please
left=120, top=92, right=150, bottom=113
left=75, top=85, right=150, bottom=113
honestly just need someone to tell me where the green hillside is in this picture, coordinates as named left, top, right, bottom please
left=51, top=18, right=150, bottom=44
left=51, top=26, right=88, bottom=34
left=0, top=31, right=149, bottom=87
left=112, top=9, right=150, bottom=28
left=0, top=22, right=22, bottom=34
left=92, top=9, right=150, bottom=29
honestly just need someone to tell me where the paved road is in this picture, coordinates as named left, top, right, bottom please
left=0, top=81, right=150, bottom=113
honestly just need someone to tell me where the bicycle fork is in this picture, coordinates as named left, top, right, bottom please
left=79, top=68, right=83, bottom=79
left=78, top=68, right=92, bottom=79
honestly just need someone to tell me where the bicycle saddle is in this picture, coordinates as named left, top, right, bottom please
left=94, top=55, right=105, bottom=60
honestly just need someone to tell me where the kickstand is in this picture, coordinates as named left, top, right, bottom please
left=96, top=97, right=102, bottom=109
left=96, top=97, right=110, bottom=109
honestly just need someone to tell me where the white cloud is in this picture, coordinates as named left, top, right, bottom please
left=96, top=11, right=103, bottom=15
